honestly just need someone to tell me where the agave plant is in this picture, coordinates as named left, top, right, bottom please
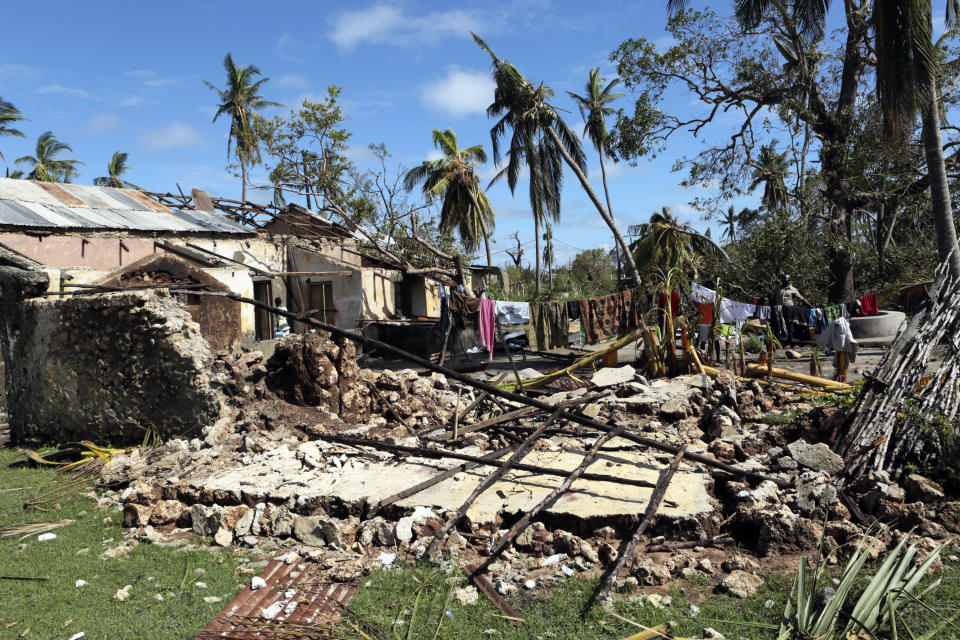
left=778, top=532, right=951, bottom=639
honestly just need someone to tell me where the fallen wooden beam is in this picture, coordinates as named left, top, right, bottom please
left=472, top=422, right=629, bottom=576
left=598, top=445, right=687, bottom=599
left=368, top=442, right=520, bottom=516
left=743, top=363, right=850, bottom=390
left=304, top=430, right=658, bottom=490
left=454, top=373, right=508, bottom=423
left=186, top=290, right=791, bottom=488
left=424, top=408, right=563, bottom=560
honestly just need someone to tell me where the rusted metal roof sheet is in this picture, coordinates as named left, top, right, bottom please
left=195, top=559, right=356, bottom=639
left=0, top=178, right=251, bottom=235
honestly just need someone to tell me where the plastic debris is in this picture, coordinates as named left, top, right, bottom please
left=37, top=533, right=57, bottom=542
left=377, top=552, right=397, bottom=565
left=251, top=576, right=266, bottom=590
left=75, top=579, right=87, bottom=588
left=561, top=565, right=575, bottom=576
left=68, top=633, right=86, bottom=640
left=541, top=553, right=565, bottom=567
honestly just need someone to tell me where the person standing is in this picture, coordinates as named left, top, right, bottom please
left=274, top=296, right=291, bottom=338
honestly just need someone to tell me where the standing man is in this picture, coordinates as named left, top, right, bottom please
left=274, top=296, right=291, bottom=338
left=769, top=275, right=811, bottom=345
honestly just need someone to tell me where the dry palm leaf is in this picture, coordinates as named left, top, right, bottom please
left=0, top=519, right=74, bottom=540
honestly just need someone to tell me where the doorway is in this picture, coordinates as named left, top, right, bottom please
left=253, top=280, right=273, bottom=340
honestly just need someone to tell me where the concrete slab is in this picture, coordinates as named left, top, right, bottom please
left=190, top=439, right=713, bottom=527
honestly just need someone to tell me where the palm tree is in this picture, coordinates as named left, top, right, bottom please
left=15, top=132, right=83, bottom=182
left=874, top=0, right=960, bottom=278
left=748, top=139, right=791, bottom=211
left=736, top=206, right=761, bottom=230
left=404, top=129, right=495, bottom=265
left=543, top=222, right=555, bottom=289
left=474, top=34, right=642, bottom=290
left=568, top=67, right=625, bottom=261
left=4, top=167, right=24, bottom=179
left=205, top=53, right=281, bottom=202
left=720, top=205, right=738, bottom=243
left=0, top=98, right=26, bottom=161
left=631, top=207, right=729, bottom=277
left=93, top=152, right=142, bottom=189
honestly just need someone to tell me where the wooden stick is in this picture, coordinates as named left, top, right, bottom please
left=598, top=445, right=687, bottom=599
left=181, top=290, right=790, bottom=487
left=435, top=406, right=537, bottom=441
left=304, top=431, right=659, bottom=492
left=743, top=363, right=849, bottom=389
left=424, top=407, right=563, bottom=560
left=466, top=564, right=524, bottom=623
left=453, top=388, right=462, bottom=441
left=472, top=423, right=629, bottom=576
left=369, top=443, right=521, bottom=516
left=499, top=329, right=527, bottom=396
left=454, top=373, right=508, bottom=423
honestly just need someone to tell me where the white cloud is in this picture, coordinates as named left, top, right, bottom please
left=420, top=68, right=494, bottom=117
left=123, top=69, right=189, bottom=88
left=329, top=4, right=480, bottom=52
left=118, top=95, right=147, bottom=108
left=86, top=113, right=122, bottom=133
left=275, top=73, right=308, bottom=89
left=141, top=122, right=205, bottom=151
left=37, top=84, right=90, bottom=99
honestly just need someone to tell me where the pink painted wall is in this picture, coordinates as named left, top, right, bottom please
left=0, top=233, right=157, bottom=269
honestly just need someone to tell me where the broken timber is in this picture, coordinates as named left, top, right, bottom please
left=598, top=445, right=687, bottom=599
left=472, top=422, right=630, bottom=576
left=304, top=431, right=659, bottom=490
left=180, top=290, right=791, bottom=488
left=424, top=407, right=564, bottom=560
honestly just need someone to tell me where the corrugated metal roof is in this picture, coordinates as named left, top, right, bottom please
left=0, top=178, right=251, bottom=235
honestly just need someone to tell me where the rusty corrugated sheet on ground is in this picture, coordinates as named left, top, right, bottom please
left=194, top=559, right=357, bottom=639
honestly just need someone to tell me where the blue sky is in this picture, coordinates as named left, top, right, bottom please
left=1, top=0, right=785, bottom=267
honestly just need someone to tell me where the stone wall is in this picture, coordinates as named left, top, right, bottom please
left=6, top=289, right=222, bottom=445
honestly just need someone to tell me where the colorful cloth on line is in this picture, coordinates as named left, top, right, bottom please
left=478, top=299, right=495, bottom=362
left=579, top=290, right=638, bottom=345
left=494, top=300, right=530, bottom=324
left=858, top=293, right=879, bottom=316
left=689, top=282, right=716, bottom=303
left=527, top=301, right=569, bottom=350
left=566, top=300, right=581, bottom=321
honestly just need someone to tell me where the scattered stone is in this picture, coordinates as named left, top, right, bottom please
left=113, top=585, right=132, bottom=601
left=719, top=570, right=764, bottom=598
left=251, top=577, right=267, bottom=590
left=785, top=441, right=843, bottom=475
left=523, top=579, right=536, bottom=590
left=903, top=474, right=945, bottom=504
left=591, top=365, right=636, bottom=388
left=455, top=586, right=479, bottom=606
left=703, top=628, right=726, bottom=639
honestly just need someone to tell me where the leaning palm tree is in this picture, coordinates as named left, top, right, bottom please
left=404, top=129, right=496, bottom=265
left=632, top=206, right=729, bottom=277
left=748, top=139, right=792, bottom=211
left=474, top=34, right=642, bottom=290
left=93, top=152, right=142, bottom=189
left=568, top=68, right=625, bottom=250
left=205, top=53, right=281, bottom=202
left=0, top=98, right=26, bottom=161
left=15, top=132, right=83, bottom=182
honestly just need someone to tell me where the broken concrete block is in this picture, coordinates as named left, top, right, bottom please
left=719, top=570, right=764, bottom=598
left=786, top=441, right=843, bottom=475
left=292, top=516, right=329, bottom=547
left=123, top=503, right=153, bottom=528
left=591, top=365, right=636, bottom=388
left=904, top=473, right=945, bottom=504
left=234, top=509, right=255, bottom=537
left=148, top=500, right=184, bottom=526
left=191, top=504, right=225, bottom=538
left=270, top=506, right=295, bottom=538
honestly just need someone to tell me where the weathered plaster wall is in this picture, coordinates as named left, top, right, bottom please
left=5, top=290, right=222, bottom=445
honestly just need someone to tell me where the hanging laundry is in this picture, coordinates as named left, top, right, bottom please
left=859, top=293, right=879, bottom=316
left=845, top=300, right=860, bottom=318
left=771, top=305, right=788, bottom=341
left=718, top=299, right=754, bottom=324
left=824, top=304, right=843, bottom=324
left=700, top=302, right=714, bottom=325
left=755, top=304, right=771, bottom=321
left=527, top=302, right=570, bottom=350
left=579, top=290, right=639, bottom=344
left=816, top=316, right=858, bottom=363
left=494, top=300, right=531, bottom=324
left=478, top=299, right=495, bottom=361
left=689, top=282, right=716, bottom=303
left=566, top=300, right=581, bottom=321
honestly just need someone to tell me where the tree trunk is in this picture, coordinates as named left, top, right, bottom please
left=827, top=208, right=855, bottom=303
left=545, top=125, right=641, bottom=288
left=921, top=72, right=960, bottom=280
left=241, top=159, right=247, bottom=203
left=534, top=216, right=541, bottom=296
left=600, top=150, right=622, bottom=285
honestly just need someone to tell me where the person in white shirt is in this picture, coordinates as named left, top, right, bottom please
left=274, top=297, right=291, bottom=338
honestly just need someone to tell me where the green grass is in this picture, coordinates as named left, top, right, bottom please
left=3, top=446, right=960, bottom=640
left=0, top=448, right=254, bottom=639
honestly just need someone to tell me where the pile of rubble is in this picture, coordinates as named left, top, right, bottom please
left=93, top=330, right=960, bottom=599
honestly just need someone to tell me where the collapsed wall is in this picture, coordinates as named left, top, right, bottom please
left=6, top=289, right=222, bottom=445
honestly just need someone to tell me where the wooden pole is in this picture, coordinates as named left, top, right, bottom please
left=424, top=407, right=563, bottom=560
left=472, top=423, right=629, bottom=576
left=598, top=445, right=686, bottom=599
left=743, top=363, right=850, bottom=390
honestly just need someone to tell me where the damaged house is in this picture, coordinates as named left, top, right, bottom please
left=0, top=178, right=447, bottom=444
